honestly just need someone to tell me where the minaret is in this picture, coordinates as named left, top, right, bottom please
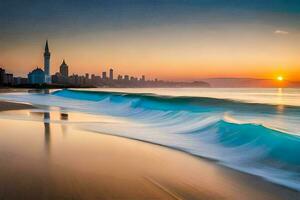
left=44, top=40, right=51, bottom=83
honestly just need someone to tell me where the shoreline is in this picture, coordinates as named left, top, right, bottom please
left=0, top=101, right=299, bottom=199
left=0, top=100, right=35, bottom=111
left=84, top=127, right=300, bottom=194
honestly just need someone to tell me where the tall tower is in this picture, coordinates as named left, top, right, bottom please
left=60, top=59, right=69, bottom=77
left=44, top=40, right=51, bottom=83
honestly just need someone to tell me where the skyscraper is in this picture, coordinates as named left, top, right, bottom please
left=109, top=68, right=113, bottom=80
left=59, top=59, right=69, bottom=77
left=44, top=40, right=51, bottom=83
left=102, top=71, right=107, bottom=80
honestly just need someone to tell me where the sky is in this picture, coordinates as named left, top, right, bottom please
left=1, top=0, right=300, bottom=81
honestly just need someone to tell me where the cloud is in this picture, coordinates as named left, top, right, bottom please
left=274, top=30, right=289, bottom=35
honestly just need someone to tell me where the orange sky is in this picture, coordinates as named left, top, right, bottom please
left=2, top=25, right=300, bottom=81
left=1, top=1, right=300, bottom=81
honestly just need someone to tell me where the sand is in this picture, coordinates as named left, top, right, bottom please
left=0, top=101, right=299, bottom=200
left=0, top=88, right=35, bottom=110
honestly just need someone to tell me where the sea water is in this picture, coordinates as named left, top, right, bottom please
left=0, top=88, right=299, bottom=191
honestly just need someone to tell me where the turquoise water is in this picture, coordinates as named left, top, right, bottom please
left=0, top=88, right=300, bottom=190
left=79, top=88, right=300, bottom=106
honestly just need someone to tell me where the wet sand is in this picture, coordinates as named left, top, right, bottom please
left=0, top=100, right=35, bottom=111
left=0, top=101, right=299, bottom=199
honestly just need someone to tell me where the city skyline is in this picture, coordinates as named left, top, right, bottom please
left=1, top=0, right=300, bottom=82
left=3, top=40, right=211, bottom=88
left=0, top=37, right=299, bottom=88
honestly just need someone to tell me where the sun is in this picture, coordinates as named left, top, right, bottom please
left=277, top=76, right=283, bottom=81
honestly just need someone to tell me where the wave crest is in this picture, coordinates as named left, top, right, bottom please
left=51, top=89, right=300, bottom=190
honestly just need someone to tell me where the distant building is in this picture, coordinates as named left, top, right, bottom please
left=102, top=71, right=107, bottom=80
left=124, top=75, right=129, bottom=81
left=44, top=40, right=51, bottom=83
left=69, top=74, right=79, bottom=85
left=13, top=77, right=28, bottom=85
left=59, top=59, right=69, bottom=78
left=91, top=74, right=101, bottom=85
left=84, top=73, right=90, bottom=85
left=117, top=75, right=123, bottom=80
left=3, top=73, right=13, bottom=85
left=52, top=72, right=63, bottom=84
left=28, top=67, right=45, bottom=84
left=0, top=68, right=5, bottom=85
left=0, top=67, right=14, bottom=85
left=109, top=68, right=113, bottom=80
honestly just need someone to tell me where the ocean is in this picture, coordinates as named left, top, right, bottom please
left=0, top=88, right=299, bottom=191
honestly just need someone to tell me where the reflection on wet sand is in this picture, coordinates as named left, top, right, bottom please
left=60, top=113, right=69, bottom=120
left=28, top=110, right=70, bottom=153
left=60, top=112, right=68, bottom=135
left=43, top=111, right=69, bottom=153
left=44, top=112, right=51, bottom=154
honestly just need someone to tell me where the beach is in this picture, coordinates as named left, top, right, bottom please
left=0, top=100, right=299, bottom=200
left=2, top=0, right=300, bottom=198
